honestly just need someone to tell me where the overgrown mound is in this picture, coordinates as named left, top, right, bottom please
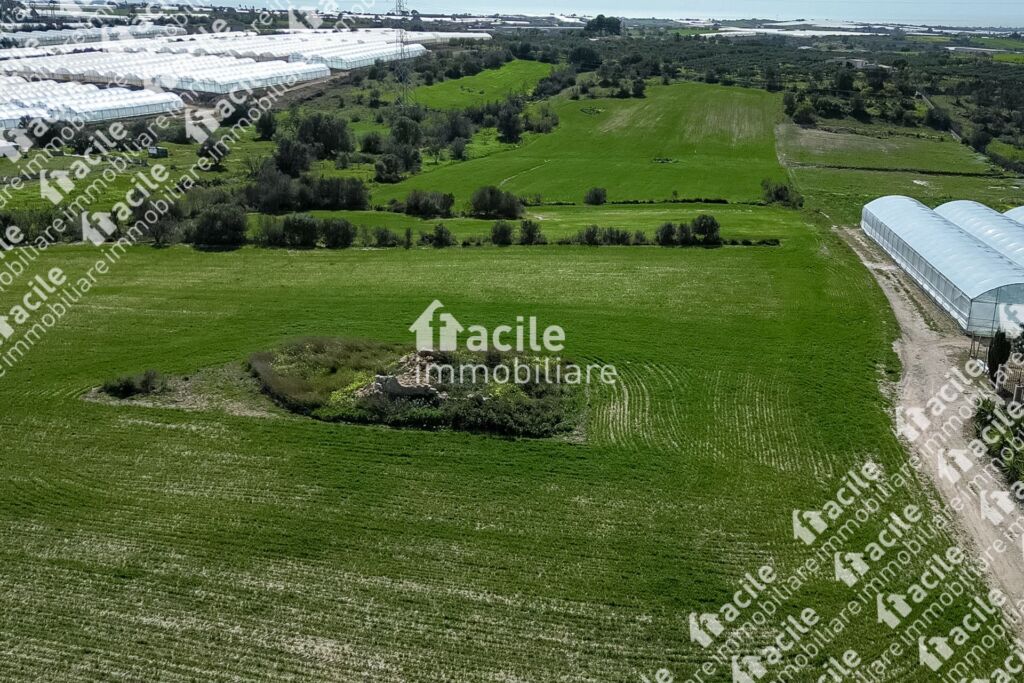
left=101, top=370, right=167, bottom=398
left=248, top=337, right=581, bottom=437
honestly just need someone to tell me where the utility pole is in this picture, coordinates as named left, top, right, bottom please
left=393, top=0, right=409, bottom=109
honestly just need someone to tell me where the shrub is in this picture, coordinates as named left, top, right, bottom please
left=192, top=204, right=247, bottom=247
left=255, top=111, right=276, bottom=140
left=578, top=225, right=601, bottom=246
left=496, top=104, right=523, bottom=143
left=761, top=179, right=804, bottom=208
left=430, top=223, right=456, bottom=248
left=102, top=369, right=166, bottom=398
left=321, top=218, right=356, bottom=249
left=374, top=154, right=403, bottom=183
left=655, top=222, right=676, bottom=246
left=245, top=161, right=295, bottom=214
left=470, top=186, right=523, bottom=219
left=275, top=135, right=314, bottom=177
left=490, top=221, right=514, bottom=246
left=295, top=176, right=370, bottom=211
left=360, top=131, right=384, bottom=154
left=633, top=230, right=648, bottom=245
left=692, top=214, right=721, bottom=244
left=450, top=138, right=468, bottom=160
left=792, top=103, right=816, bottom=125
left=254, top=215, right=285, bottom=247
left=373, top=227, right=399, bottom=248
left=405, top=189, right=455, bottom=219
left=584, top=187, right=607, bottom=205
left=924, top=107, right=952, bottom=131
left=519, top=219, right=545, bottom=245
left=295, top=111, right=353, bottom=159
left=676, top=221, right=694, bottom=246
left=601, top=227, right=631, bottom=245
left=282, top=214, right=319, bottom=248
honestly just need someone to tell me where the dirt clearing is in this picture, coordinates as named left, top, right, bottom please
left=841, top=226, right=1024, bottom=633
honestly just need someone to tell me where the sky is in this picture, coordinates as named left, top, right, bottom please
left=397, top=0, right=1024, bottom=28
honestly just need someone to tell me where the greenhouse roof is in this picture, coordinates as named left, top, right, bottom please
left=935, top=200, right=1024, bottom=271
left=1007, top=207, right=1024, bottom=224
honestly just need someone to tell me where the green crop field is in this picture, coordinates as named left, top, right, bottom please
left=994, top=53, right=1024, bottom=64
left=411, top=60, right=554, bottom=109
left=791, top=167, right=1024, bottom=224
left=375, top=81, right=788, bottom=204
left=1, top=213, right=1012, bottom=678
left=777, top=123, right=994, bottom=175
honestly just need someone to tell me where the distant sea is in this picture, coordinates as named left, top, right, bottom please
left=226, top=0, right=1024, bottom=28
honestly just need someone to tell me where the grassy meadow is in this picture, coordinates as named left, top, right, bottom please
left=375, top=81, right=788, bottom=204
left=777, top=121, right=1024, bottom=224
left=411, top=59, right=553, bottom=109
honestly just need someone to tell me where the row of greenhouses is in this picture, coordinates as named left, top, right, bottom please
left=0, top=24, right=184, bottom=47
left=0, top=76, right=183, bottom=126
left=153, top=29, right=482, bottom=68
left=863, top=196, right=1024, bottom=335
left=0, top=52, right=330, bottom=94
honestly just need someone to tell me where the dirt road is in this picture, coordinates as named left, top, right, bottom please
left=841, top=226, right=1024, bottom=632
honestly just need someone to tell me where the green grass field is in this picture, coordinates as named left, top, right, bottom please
left=411, top=60, right=554, bottom=109
left=994, top=53, right=1024, bottom=64
left=791, top=167, right=1024, bottom=224
left=0, top=128, right=274, bottom=214
left=376, top=82, right=787, bottom=204
left=777, top=123, right=994, bottom=174
left=1, top=214, right=1013, bottom=678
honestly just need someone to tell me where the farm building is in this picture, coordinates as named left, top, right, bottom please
left=862, top=196, right=1024, bottom=335
left=1008, top=206, right=1024, bottom=224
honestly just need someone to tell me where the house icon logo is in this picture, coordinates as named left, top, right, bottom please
left=410, top=300, right=464, bottom=351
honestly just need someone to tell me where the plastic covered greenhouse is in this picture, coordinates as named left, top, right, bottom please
left=0, top=77, right=183, bottom=126
left=862, top=196, right=1024, bottom=335
left=0, top=53, right=329, bottom=94
left=1008, top=207, right=1024, bottom=224
left=935, top=200, right=1024, bottom=269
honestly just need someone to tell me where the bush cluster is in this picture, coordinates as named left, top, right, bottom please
left=101, top=370, right=167, bottom=399
left=470, top=186, right=524, bottom=219
left=255, top=215, right=357, bottom=249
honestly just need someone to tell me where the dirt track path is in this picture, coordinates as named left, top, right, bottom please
left=841, top=226, right=1024, bottom=632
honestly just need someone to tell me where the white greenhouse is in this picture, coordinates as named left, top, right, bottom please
left=862, top=196, right=1024, bottom=335
left=935, top=200, right=1024, bottom=269
left=0, top=53, right=330, bottom=94
left=1008, top=207, right=1024, bottom=224
left=0, top=76, right=183, bottom=126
